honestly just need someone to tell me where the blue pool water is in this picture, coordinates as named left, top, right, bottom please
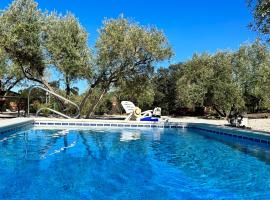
left=0, top=127, right=270, bottom=200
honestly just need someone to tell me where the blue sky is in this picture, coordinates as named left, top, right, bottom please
left=0, top=0, right=258, bottom=92
left=0, top=0, right=257, bottom=63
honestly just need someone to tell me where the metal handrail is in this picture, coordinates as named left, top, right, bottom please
left=27, top=85, right=80, bottom=119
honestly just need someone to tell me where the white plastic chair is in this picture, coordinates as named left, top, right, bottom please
left=121, top=101, right=153, bottom=121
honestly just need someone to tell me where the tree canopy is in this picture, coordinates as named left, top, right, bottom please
left=0, top=0, right=45, bottom=84
left=80, top=16, right=173, bottom=117
left=0, top=50, right=24, bottom=94
left=152, top=65, right=180, bottom=115
left=248, top=0, right=270, bottom=42
left=45, top=13, right=92, bottom=96
left=233, top=40, right=270, bottom=111
left=170, top=40, right=270, bottom=117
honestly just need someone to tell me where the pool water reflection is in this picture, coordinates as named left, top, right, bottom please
left=0, top=128, right=270, bottom=199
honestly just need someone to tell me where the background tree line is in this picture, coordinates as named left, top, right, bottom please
left=154, top=40, right=270, bottom=117
left=0, top=0, right=270, bottom=118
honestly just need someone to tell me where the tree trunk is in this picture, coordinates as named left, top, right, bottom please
left=85, top=80, right=113, bottom=118
left=85, top=88, right=108, bottom=118
left=78, top=76, right=104, bottom=116
left=222, top=109, right=227, bottom=118
left=41, top=78, right=56, bottom=92
left=79, top=88, right=93, bottom=117
left=213, top=105, right=226, bottom=118
left=66, top=77, right=71, bottom=97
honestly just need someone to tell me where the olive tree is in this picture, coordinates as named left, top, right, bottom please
left=115, top=74, right=155, bottom=110
left=0, top=0, right=92, bottom=95
left=152, top=64, right=180, bottom=115
left=248, top=0, right=270, bottom=42
left=45, top=13, right=92, bottom=97
left=209, top=52, right=244, bottom=116
left=233, top=40, right=270, bottom=112
left=0, top=0, right=48, bottom=87
left=0, top=50, right=24, bottom=94
left=176, top=52, right=244, bottom=117
left=80, top=17, right=173, bottom=117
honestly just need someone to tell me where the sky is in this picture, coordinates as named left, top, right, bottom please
left=0, top=0, right=258, bottom=92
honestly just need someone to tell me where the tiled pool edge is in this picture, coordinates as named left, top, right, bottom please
left=186, top=123, right=270, bottom=146
left=33, top=119, right=184, bottom=129
left=1, top=118, right=270, bottom=146
left=33, top=118, right=270, bottom=146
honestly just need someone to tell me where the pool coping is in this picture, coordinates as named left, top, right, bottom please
left=0, top=118, right=34, bottom=134
left=1, top=117, right=270, bottom=146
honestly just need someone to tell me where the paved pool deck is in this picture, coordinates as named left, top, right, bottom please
left=169, top=117, right=270, bottom=133
left=0, top=118, right=33, bottom=129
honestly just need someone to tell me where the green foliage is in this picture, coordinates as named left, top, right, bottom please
left=152, top=65, right=179, bottom=115
left=0, top=1, right=174, bottom=117
left=209, top=52, right=245, bottom=115
left=233, top=40, right=270, bottom=111
left=79, top=87, right=112, bottom=116
left=0, top=0, right=91, bottom=94
left=173, top=41, right=270, bottom=117
left=94, top=16, right=173, bottom=84
left=81, top=16, right=173, bottom=116
left=45, top=12, right=92, bottom=96
left=176, top=53, right=214, bottom=108
left=116, top=75, right=155, bottom=110
left=175, top=52, right=245, bottom=117
left=0, top=50, right=24, bottom=92
left=94, top=94, right=113, bottom=115
left=248, top=0, right=270, bottom=42
left=0, top=0, right=45, bottom=81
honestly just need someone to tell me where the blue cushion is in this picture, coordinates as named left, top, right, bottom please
left=140, top=117, right=159, bottom=122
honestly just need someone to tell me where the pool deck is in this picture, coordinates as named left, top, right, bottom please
left=169, top=117, right=270, bottom=133
left=0, top=118, right=33, bottom=129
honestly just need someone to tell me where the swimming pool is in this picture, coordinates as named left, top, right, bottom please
left=0, top=126, right=270, bottom=199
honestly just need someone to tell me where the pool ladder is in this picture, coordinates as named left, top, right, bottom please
left=27, top=85, right=80, bottom=119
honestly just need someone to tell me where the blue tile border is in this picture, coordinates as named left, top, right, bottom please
left=30, top=120, right=270, bottom=146
left=188, top=126, right=270, bottom=146
left=33, top=121, right=184, bottom=129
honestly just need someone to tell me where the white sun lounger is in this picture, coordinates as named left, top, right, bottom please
left=121, top=101, right=153, bottom=121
